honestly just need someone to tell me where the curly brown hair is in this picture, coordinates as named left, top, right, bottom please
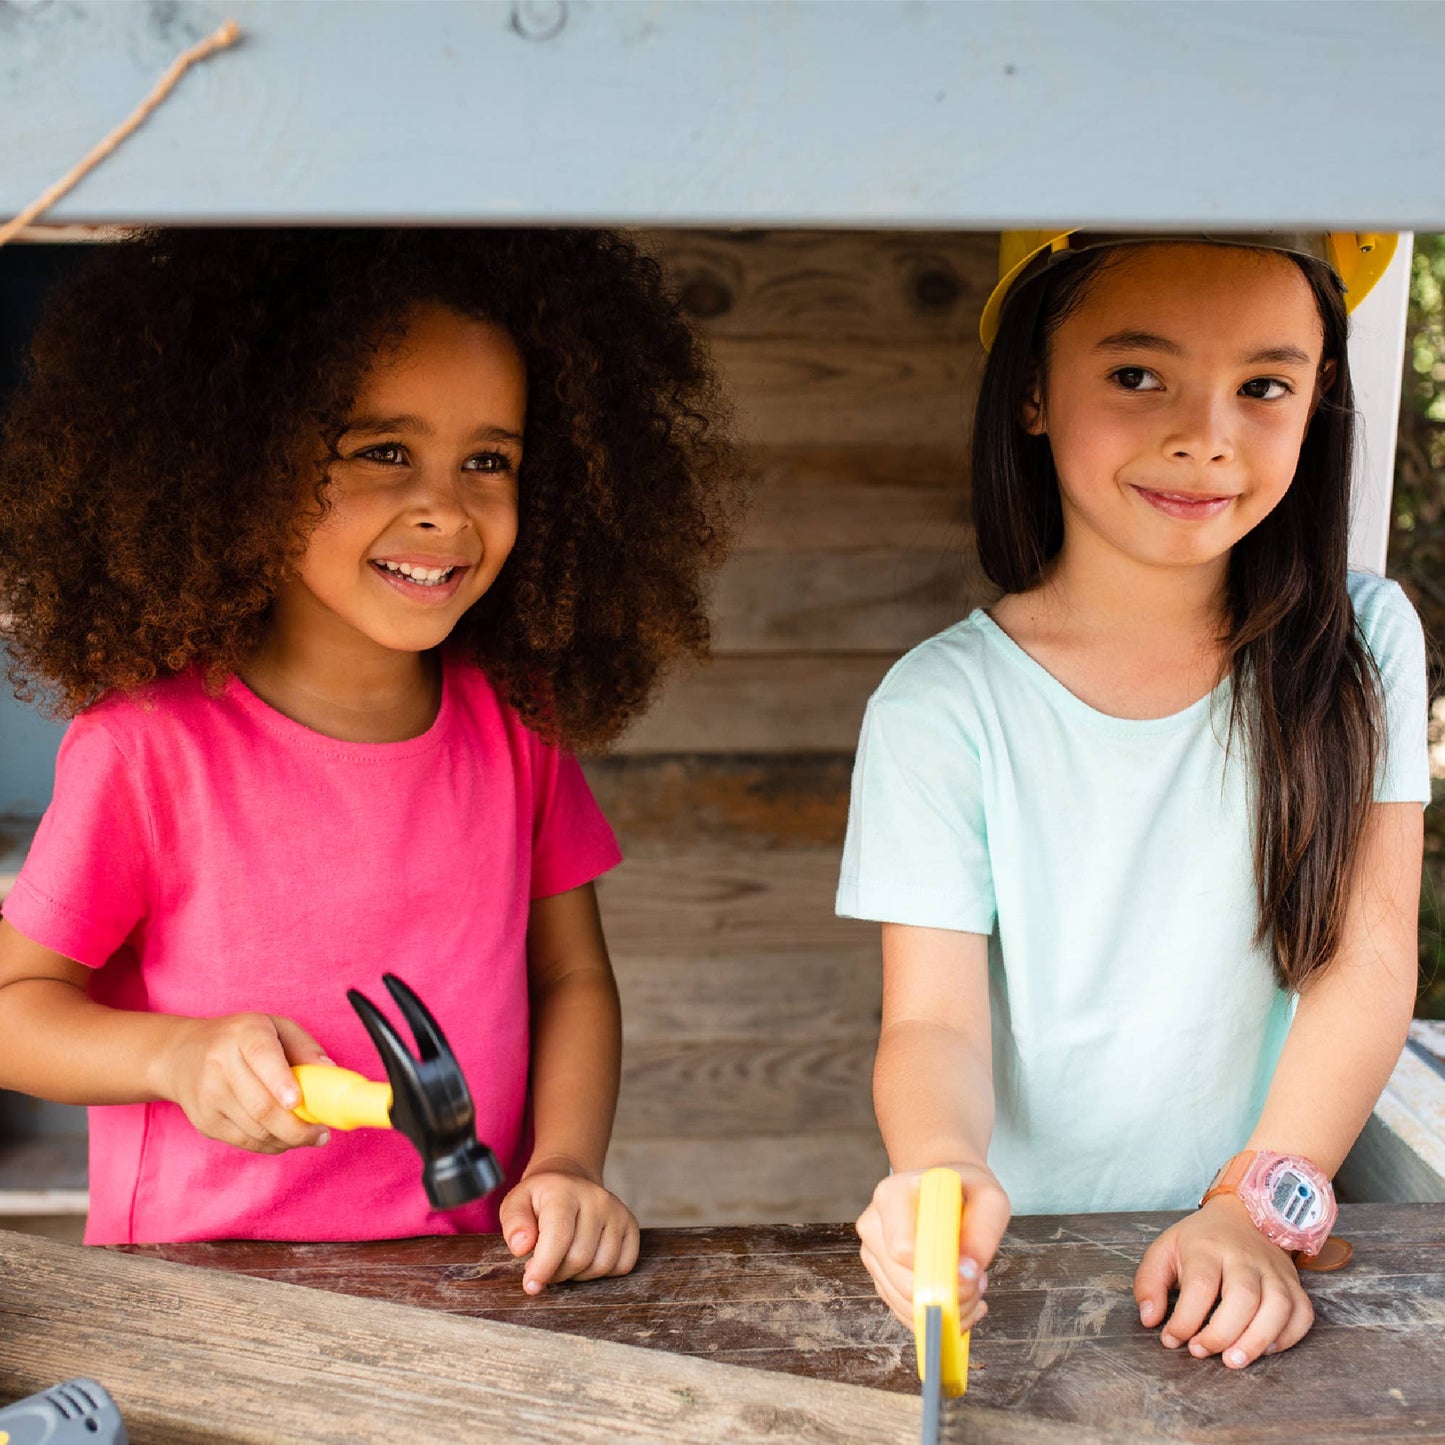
left=0, top=228, right=739, bottom=750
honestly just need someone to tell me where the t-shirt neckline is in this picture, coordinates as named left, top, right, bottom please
left=224, top=655, right=455, bottom=758
left=969, top=608, right=1231, bottom=735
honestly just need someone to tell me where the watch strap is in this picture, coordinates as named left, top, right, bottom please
left=1200, top=1149, right=1257, bottom=1208
left=1295, top=1236, right=1353, bottom=1272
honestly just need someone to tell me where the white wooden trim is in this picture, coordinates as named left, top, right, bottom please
left=3, top=3, right=1445, bottom=228
left=0, top=1189, right=88, bottom=1216
left=1339, top=1021, right=1445, bottom=1203
left=1348, top=235, right=1414, bottom=572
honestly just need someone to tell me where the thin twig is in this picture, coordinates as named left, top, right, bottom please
left=0, top=19, right=242, bottom=248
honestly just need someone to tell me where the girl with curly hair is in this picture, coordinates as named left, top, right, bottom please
left=0, top=229, right=736, bottom=1273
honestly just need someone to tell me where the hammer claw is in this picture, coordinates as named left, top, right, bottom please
left=384, top=971, right=452, bottom=1067
left=346, top=987, right=426, bottom=1106
left=346, top=974, right=504, bottom=1211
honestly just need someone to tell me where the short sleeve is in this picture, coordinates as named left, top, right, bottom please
left=1354, top=575, right=1431, bottom=804
left=528, top=742, right=622, bottom=900
left=2, top=716, right=152, bottom=967
left=836, top=677, right=996, bottom=933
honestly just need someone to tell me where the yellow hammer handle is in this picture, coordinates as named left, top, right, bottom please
left=291, top=1064, right=393, bottom=1131
left=913, top=1166, right=970, bottom=1397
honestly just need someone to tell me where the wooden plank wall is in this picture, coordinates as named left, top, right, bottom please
left=590, top=231, right=998, bottom=1225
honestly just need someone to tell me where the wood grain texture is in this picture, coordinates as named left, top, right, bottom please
left=614, top=656, right=891, bottom=753
left=603, top=1134, right=886, bottom=1227
left=596, top=843, right=872, bottom=952
left=645, top=231, right=996, bottom=343
left=738, top=446, right=968, bottom=552
left=114, top=1204, right=1445, bottom=1443
left=712, top=337, right=972, bottom=448
left=616, top=1037, right=875, bottom=1138
left=710, top=548, right=982, bottom=653
left=610, top=947, right=879, bottom=1041
left=0, top=1228, right=1135, bottom=1445
left=582, top=754, right=854, bottom=848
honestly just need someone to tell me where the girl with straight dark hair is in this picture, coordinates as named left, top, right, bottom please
left=840, top=233, right=1427, bottom=1370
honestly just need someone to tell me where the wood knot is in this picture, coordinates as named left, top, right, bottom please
left=677, top=271, right=734, bottom=320
left=511, top=1, right=567, bottom=41
left=913, top=266, right=962, bottom=311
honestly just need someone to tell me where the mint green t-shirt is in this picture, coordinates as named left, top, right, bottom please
left=836, top=571, right=1429, bottom=1215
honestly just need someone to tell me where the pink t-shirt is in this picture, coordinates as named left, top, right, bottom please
left=3, top=656, right=621, bottom=1244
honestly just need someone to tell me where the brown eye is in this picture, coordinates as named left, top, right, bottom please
left=359, top=443, right=406, bottom=465
left=1240, top=378, right=1291, bottom=401
left=463, top=451, right=515, bottom=474
left=1110, top=367, right=1162, bottom=392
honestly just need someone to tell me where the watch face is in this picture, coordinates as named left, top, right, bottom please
left=1270, top=1168, right=1325, bottom=1228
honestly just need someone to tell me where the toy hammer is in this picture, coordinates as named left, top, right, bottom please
left=289, top=973, right=503, bottom=1209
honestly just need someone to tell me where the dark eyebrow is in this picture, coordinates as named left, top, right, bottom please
left=1242, top=345, right=1314, bottom=367
left=1095, top=330, right=1182, bottom=356
left=1094, top=332, right=1314, bottom=369
left=343, top=415, right=524, bottom=446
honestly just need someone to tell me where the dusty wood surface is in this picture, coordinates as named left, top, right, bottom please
left=0, top=1228, right=1136, bottom=1445
left=116, top=1203, right=1445, bottom=1444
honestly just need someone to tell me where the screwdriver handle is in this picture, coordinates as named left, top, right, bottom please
left=291, top=1064, right=393, bottom=1131
left=913, top=1167, right=970, bottom=1397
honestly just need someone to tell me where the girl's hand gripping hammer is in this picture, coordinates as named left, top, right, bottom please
left=289, top=972, right=504, bottom=1209
left=914, top=1167, right=970, bottom=1445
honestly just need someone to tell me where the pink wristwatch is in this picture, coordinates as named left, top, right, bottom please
left=1201, top=1150, right=1347, bottom=1268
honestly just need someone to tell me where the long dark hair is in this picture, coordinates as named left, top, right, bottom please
left=973, top=245, right=1381, bottom=994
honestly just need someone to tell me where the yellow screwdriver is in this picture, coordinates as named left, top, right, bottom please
left=914, top=1167, right=970, bottom=1445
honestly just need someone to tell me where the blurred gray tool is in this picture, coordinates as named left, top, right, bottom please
left=0, top=1378, right=127, bottom=1444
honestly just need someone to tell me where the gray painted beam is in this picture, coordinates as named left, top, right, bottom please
left=2, top=0, right=1445, bottom=229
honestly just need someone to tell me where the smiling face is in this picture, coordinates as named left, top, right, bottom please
left=276, top=303, right=526, bottom=661
left=1026, top=243, right=1330, bottom=585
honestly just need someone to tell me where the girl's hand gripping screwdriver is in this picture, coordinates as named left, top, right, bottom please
left=290, top=972, right=503, bottom=1209
left=915, top=1167, right=970, bottom=1445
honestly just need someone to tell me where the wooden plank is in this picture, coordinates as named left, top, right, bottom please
left=596, top=844, right=874, bottom=951
left=1336, top=1028, right=1445, bottom=1203
left=604, top=1134, right=886, bottom=1228
left=611, top=947, right=878, bottom=1041
left=615, top=1038, right=875, bottom=1138
left=739, top=446, right=968, bottom=552
left=646, top=230, right=997, bottom=343
left=0, top=1228, right=1134, bottom=1445
left=4, top=4, right=1445, bottom=232
left=712, top=336, right=971, bottom=447
left=115, top=1205, right=1445, bottom=1442
left=710, top=548, right=983, bottom=653
left=582, top=754, right=853, bottom=848
left=614, top=656, right=890, bottom=754
left=0, top=1137, right=88, bottom=1217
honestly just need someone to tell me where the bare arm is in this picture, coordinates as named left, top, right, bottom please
left=857, top=922, right=1010, bottom=1327
left=1135, top=800, right=1424, bottom=1368
left=874, top=922, right=996, bottom=1172
left=1246, top=800, right=1423, bottom=1169
left=0, top=916, right=327, bottom=1151
left=0, top=917, right=178, bottom=1104
left=522, top=882, right=623, bottom=1181
left=498, top=881, right=637, bottom=1290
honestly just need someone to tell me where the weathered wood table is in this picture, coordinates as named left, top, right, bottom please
left=116, top=1201, right=1444, bottom=1443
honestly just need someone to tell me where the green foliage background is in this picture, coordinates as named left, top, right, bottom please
left=1390, top=234, right=1445, bottom=1018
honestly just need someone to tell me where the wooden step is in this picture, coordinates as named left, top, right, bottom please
left=1338, top=1020, right=1445, bottom=1203
left=0, top=1133, right=88, bottom=1216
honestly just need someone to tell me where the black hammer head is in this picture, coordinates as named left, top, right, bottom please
left=346, top=973, right=504, bottom=1210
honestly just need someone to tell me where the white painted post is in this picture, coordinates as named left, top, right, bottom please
left=1348, top=234, right=1414, bottom=572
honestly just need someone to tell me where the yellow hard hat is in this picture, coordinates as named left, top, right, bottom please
left=978, top=230, right=1399, bottom=351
